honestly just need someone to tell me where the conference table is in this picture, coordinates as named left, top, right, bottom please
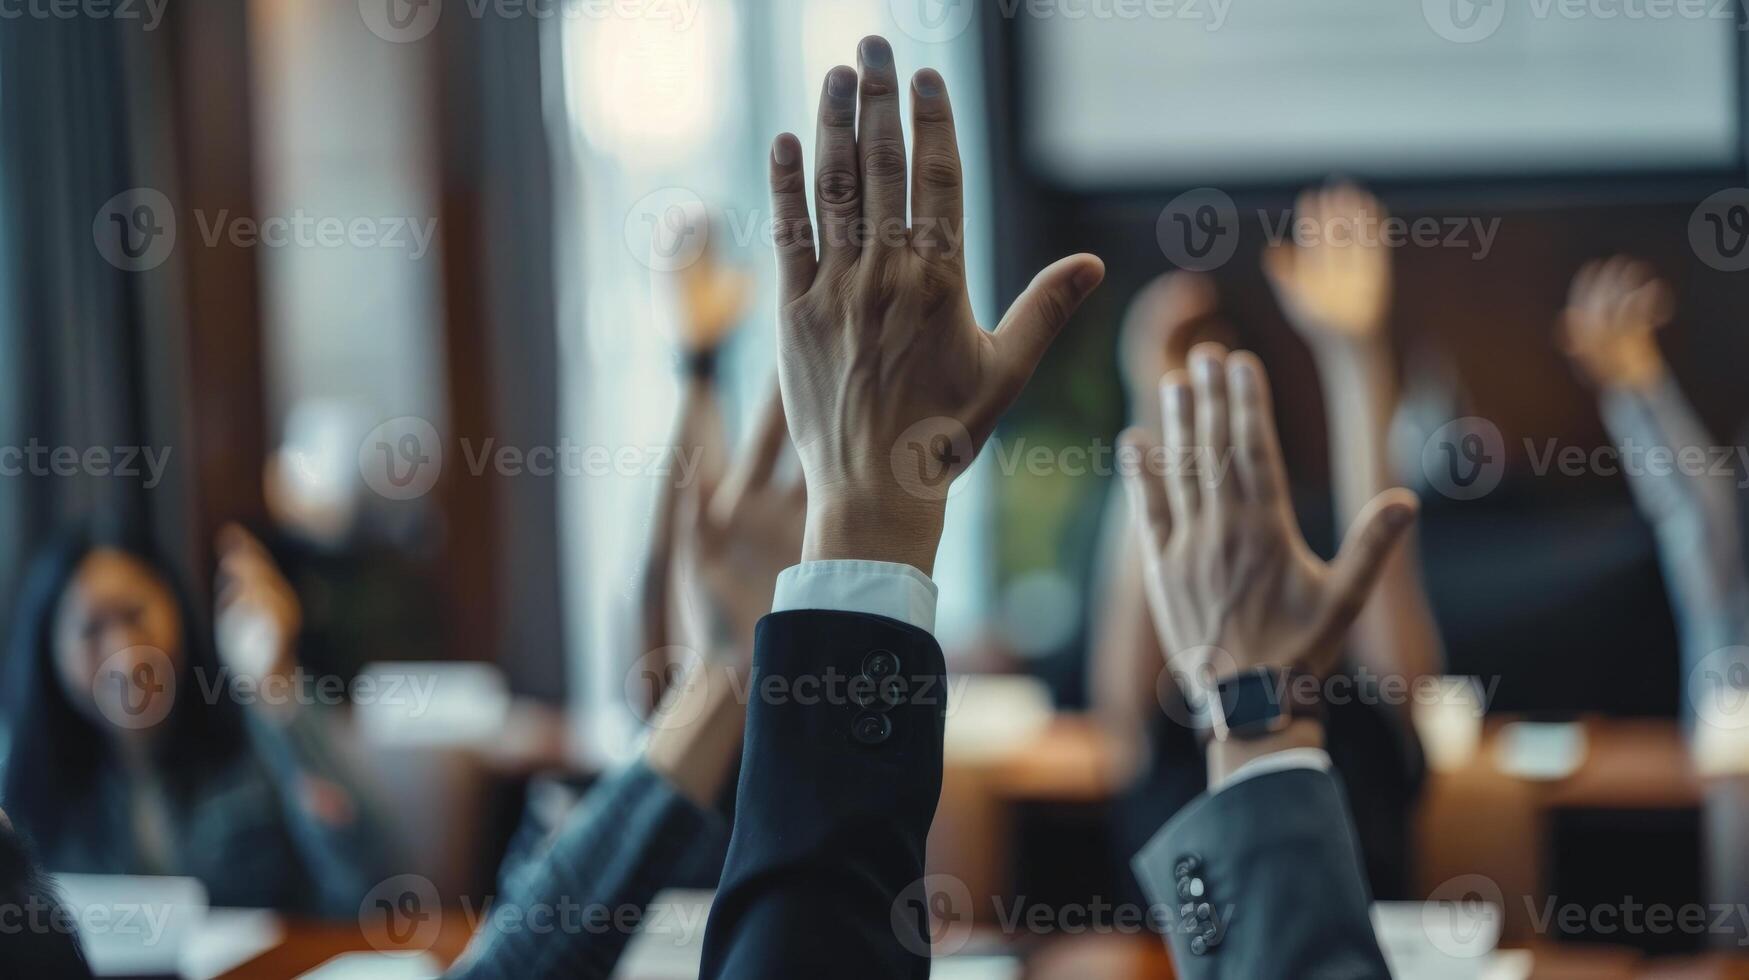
left=214, top=921, right=1749, bottom=979
left=210, top=709, right=1749, bottom=977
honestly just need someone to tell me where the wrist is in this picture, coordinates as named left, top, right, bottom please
left=1207, top=718, right=1324, bottom=785
left=1309, top=330, right=1390, bottom=374
left=803, top=490, right=945, bottom=576
left=1603, top=352, right=1668, bottom=394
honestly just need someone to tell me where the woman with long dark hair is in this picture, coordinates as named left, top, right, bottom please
left=0, top=521, right=390, bottom=916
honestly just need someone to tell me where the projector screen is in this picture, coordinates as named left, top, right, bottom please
left=1020, top=0, right=1740, bottom=187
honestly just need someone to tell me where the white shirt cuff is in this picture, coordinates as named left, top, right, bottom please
left=1211, top=747, right=1332, bottom=792
left=770, top=560, right=939, bottom=634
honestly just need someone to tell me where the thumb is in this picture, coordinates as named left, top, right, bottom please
left=1323, top=487, right=1419, bottom=634
left=992, top=253, right=1104, bottom=394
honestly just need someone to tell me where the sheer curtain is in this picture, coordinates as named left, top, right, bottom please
left=550, top=0, right=996, bottom=760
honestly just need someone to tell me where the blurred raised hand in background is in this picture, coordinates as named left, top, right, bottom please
left=1266, top=182, right=1444, bottom=687
left=1559, top=258, right=1749, bottom=726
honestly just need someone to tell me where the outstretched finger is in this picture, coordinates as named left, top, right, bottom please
left=856, top=36, right=907, bottom=250
left=909, top=68, right=963, bottom=268
left=813, top=66, right=860, bottom=270
left=1119, top=427, right=1171, bottom=548
left=768, top=134, right=816, bottom=302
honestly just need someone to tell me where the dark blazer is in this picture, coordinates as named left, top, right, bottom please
left=1131, top=766, right=1391, bottom=980
left=698, top=610, right=948, bottom=979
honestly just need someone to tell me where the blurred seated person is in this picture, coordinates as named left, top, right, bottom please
left=0, top=522, right=390, bottom=916
left=1559, top=257, right=1749, bottom=725
left=1091, top=185, right=1437, bottom=901
left=451, top=386, right=800, bottom=978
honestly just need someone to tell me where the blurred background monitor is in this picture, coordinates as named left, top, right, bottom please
left=1018, top=1, right=1742, bottom=188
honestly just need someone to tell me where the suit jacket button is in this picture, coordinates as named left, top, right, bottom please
left=862, top=650, right=900, bottom=679
left=1187, top=877, right=1206, bottom=898
left=1189, top=936, right=1208, bottom=956
left=852, top=712, right=892, bottom=745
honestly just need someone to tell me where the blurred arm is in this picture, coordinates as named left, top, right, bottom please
left=1310, top=339, right=1444, bottom=685
left=636, top=374, right=725, bottom=713
left=244, top=707, right=399, bottom=915
left=1600, top=373, right=1749, bottom=671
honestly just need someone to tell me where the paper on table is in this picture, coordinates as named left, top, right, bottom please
left=1494, top=722, right=1588, bottom=781
left=296, top=952, right=443, bottom=980
left=608, top=890, right=1022, bottom=979
left=50, top=873, right=208, bottom=977
left=1372, top=901, right=1502, bottom=980
left=181, top=908, right=284, bottom=980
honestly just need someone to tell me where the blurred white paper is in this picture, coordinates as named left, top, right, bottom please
left=51, top=874, right=208, bottom=977
left=297, top=951, right=442, bottom=979
left=613, top=889, right=712, bottom=979
left=943, top=674, right=1053, bottom=762
left=1373, top=901, right=1504, bottom=980
left=181, top=908, right=283, bottom=979
left=354, top=661, right=510, bottom=747
left=1495, top=722, right=1587, bottom=781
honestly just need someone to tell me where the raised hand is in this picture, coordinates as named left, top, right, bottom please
left=766, top=36, right=1103, bottom=573
left=1559, top=256, right=1673, bottom=391
left=1264, top=183, right=1392, bottom=346
left=1119, top=345, right=1418, bottom=701
left=213, top=524, right=302, bottom=685
left=678, top=388, right=805, bottom=657
left=1120, top=271, right=1224, bottom=434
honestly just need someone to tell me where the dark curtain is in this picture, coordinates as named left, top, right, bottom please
left=434, top=9, right=567, bottom=699
left=0, top=15, right=170, bottom=644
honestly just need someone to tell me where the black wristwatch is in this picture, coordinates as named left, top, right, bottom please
left=1198, top=665, right=1326, bottom=744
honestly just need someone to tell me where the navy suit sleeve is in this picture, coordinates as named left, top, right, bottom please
left=699, top=610, right=947, bottom=979
left=1131, top=767, right=1391, bottom=980
left=446, top=761, right=727, bottom=980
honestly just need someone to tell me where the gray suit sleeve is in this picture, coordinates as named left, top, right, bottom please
left=1131, top=767, right=1390, bottom=980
